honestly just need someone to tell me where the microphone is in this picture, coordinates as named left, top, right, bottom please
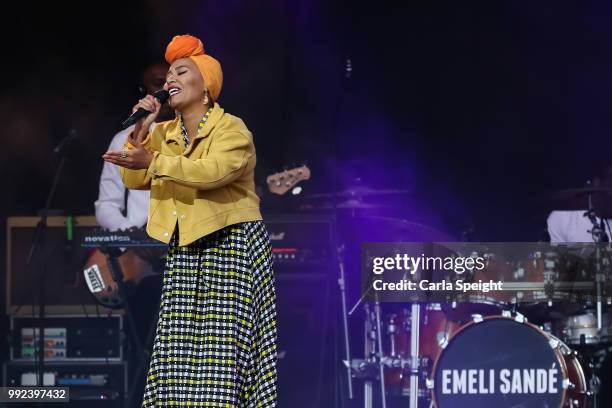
left=121, top=90, right=169, bottom=130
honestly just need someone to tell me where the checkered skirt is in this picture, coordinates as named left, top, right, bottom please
left=142, top=221, right=277, bottom=407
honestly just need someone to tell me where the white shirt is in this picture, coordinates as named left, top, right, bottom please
left=94, top=126, right=150, bottom=231
left=547, top=210, right=612, bottom=242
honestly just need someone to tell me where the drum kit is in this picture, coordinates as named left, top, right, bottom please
left=305, top=184, right=612, bottom=408
left=349, top=282, right=599, bottom=408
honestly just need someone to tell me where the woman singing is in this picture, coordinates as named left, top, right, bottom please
left=103, top=34, right=277, bottom=407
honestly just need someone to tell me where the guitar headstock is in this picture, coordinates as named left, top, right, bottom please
left=266, top=165, right=311, bottom=196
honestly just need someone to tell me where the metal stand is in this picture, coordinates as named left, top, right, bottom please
left=364, top=381, right=373, bottom=408
left=23, top=130, right=77, bottom=391
left=584, top=190, right=608, bottom=332
left=596, top=246, right=604, bottom=332
left=337, top=245, right=354, bottom=400
left=363, top=304, right=374, bottom=408
left=329, top=58, right=354, bottom=405
left=589, top=358, right=601, bottom=408
left=582, top=346, right=609, bottom=408
left=373, top=299, right=387, bottom=408
left=577, top=185, right=610, bottom=408
left=409, top=304, right=421, bottom=408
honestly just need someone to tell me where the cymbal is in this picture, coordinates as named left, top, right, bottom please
left=300, top=199, right=395, bottom=210
left=552, top=187, right=612, bottom=200
left=341, top=215, right=456, bottom=242
left=549, top=187, right=612, bottom=217
left=307, top=186, right=412, bottom=199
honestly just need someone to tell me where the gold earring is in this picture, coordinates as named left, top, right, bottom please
left=203, top=93, right=209, bottom=106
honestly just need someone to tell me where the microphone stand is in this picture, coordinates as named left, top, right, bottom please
left=337, top=244, right=354, bottom=401
left=584, top=190, right=607, bottom=330
left=24, top=129, right=77, bottom=389
left=373, top=293, right=387, bottom=408
left=330, top=58, right=355, bottom=406
left=583, top=186, right=607, bottom=408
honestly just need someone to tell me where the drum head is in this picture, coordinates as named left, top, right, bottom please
left=433, top=317, right=567, bottom=408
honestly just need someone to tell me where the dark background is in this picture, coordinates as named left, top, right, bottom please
left=2, top=0, right=612, bottom=404
left=4, top=1, right=612, bottom=240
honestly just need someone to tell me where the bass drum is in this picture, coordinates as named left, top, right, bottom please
left=431, top=315, right=586, bottom=408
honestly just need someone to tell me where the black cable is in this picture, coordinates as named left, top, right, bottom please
left=81, top=303, right=89, bottom=319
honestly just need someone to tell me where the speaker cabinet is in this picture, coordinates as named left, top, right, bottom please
left=6, top=216, right=116, bottom=316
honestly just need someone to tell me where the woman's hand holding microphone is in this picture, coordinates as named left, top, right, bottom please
left=103, top=95, right=161, bottom=169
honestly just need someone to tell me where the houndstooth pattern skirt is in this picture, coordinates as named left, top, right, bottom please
left=142, top=220, right=277, bottom=407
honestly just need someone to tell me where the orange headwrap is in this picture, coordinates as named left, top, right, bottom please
left=165, top=34, right=223, bottom=102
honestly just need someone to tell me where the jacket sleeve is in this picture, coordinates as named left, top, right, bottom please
left=119, top=131, right=155, bottom=190
left=147, top=131, right=254, bottom=190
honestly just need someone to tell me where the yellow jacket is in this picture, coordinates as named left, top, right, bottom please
left=120, top=103, right=262, bottom=246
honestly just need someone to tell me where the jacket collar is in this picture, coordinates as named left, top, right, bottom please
left=166, top=103, right=225, bottom=145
